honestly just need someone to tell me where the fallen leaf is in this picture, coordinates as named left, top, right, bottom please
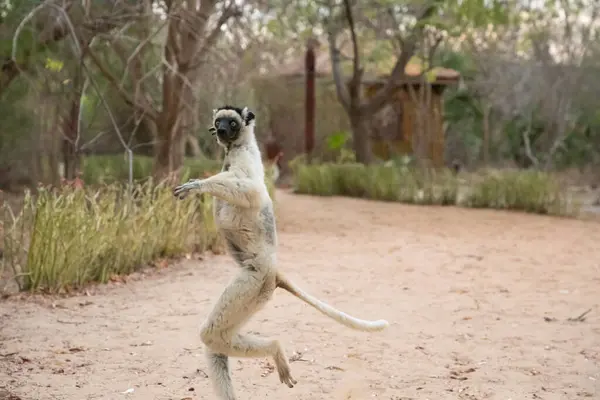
left=121, top=388, right=134, bottom=394
left=69, top=347, right=85, bottom=353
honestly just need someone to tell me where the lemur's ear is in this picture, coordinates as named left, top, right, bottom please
left=241, top=107, right=255, bottom=126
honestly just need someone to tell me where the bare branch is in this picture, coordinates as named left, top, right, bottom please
left=12, top=1, right=83, bottom=72
left=188, top=2, right=243, bottom=71
left=361, top=1, right=440, bottom=116
left=327, top=28, right=351, bottom=111
left=522, top=113, right=539, bottom=168
left=87, top=49, right=158, bottom=120
left=3, top=0, right=140, bottom=95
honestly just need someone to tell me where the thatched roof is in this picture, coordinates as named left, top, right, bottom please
left=364, top=63, right=461, bottom=86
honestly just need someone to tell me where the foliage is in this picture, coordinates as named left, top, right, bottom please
left=464, top=170, right=575, bottom=215
left=82, top=155, right=222, bottom=185
left=292, top=159, right=576, bottom=216
left=325, top=131, right=356, bottom=163
left=294, top=161, right=459, bottom=205
left=83, top=154, right=276, bottom=199
left=326, top=131, right=351, bottom=152
left=1, top=158, right=277, bottom=293
left=1, top=181, right=222, bottom=293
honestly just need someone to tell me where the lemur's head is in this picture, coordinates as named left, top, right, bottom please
left=210, top=105, right=255, bottom=147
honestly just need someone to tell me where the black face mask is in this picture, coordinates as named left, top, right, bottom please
left=214, top=117, right=241, bottom=142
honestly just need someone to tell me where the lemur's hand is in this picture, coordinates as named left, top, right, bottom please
left=173, top=179, right=200, bottom=200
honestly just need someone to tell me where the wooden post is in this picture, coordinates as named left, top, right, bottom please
left=304, top=38, right=318, bottom=159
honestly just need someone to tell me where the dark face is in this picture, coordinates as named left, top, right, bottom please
left=215, top=116, right=241, bottom=143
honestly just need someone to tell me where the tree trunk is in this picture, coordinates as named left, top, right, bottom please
left=61, top=71, right=83, bottom=180
left=482, top=103, right=490, bottom=166
left=152, top=29, right=185, bottom=182
left=152, top=124, right=185, bottom=182
left=152, top=101, right=186, bottom=182
left=350, top=113, right=372, bottom=164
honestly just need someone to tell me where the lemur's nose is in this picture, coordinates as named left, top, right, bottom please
left=217, top=128, right=226, bottom=135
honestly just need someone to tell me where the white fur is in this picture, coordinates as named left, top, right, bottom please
left=173, top=106, right=389, bottom=400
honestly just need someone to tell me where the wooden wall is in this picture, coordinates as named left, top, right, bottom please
left=365, top=82, right=447, bottom=167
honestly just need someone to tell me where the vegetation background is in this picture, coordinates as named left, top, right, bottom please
left=1, top=0, right=600, bottom=293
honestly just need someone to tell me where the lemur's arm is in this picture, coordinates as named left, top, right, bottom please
left=173, top=171, right=262, bottom=209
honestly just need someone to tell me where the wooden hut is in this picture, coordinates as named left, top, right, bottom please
left=252, top=44, right=460, bottom=172
left=363, top=63, right=460, bottom=167
left=252, top=49, right=349, bottom=176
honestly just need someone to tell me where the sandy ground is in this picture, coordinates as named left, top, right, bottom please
left=1, top=189, right=600, bottom=400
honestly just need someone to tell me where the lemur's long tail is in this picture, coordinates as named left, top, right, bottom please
left=276, top=272, right=389, bottom=332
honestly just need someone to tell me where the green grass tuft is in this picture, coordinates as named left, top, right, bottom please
left=292, top=161, right=575, bottom=216
left=294, top=162, right=459, bottom=205
left=464, top=169, right=573, bottom=215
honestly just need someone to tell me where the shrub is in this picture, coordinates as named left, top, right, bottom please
left=293, top=162, right=459, bottom=205
left=0, top=181, right=220, bottom=293
left=464, top=169, right=575, bottom=215
left=292, top=160, right=575, bottom=216
left=1, top=162, right=278, bottom=293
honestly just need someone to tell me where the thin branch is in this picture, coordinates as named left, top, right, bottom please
left=87, top=49, right=158, bottom=120
left=188, top=2, right=242, bottom=71
left=343, top=0, right=363, bottom=107
left=117, top=19, right=169, bottom=86
left=81, top=60, right=135, bottom=186
left=522, top=112, right=539, bottom=167
left=12, top=1, right=83, bottom=76
left=327, top=30, right=351, bottom=111
left=361, top=0, right=440, bottom=116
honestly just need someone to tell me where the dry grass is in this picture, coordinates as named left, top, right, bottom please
left=1, top=181, right=219, bottom=293
left=1, top=165, right=277, bottom=294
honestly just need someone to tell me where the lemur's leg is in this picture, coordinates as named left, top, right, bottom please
left=173, top=171, right=261, bottom=208
left=205, top=352, right=236, bottom=400
left=199, top=270, right=297, bottom=393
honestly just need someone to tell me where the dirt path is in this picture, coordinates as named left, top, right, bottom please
left=1, top=189, right=599, bottom=400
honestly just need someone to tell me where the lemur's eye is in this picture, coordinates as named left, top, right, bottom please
left=214, top=119, right=220, bottom=127
left=230, top=120, right=237, bottom=128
